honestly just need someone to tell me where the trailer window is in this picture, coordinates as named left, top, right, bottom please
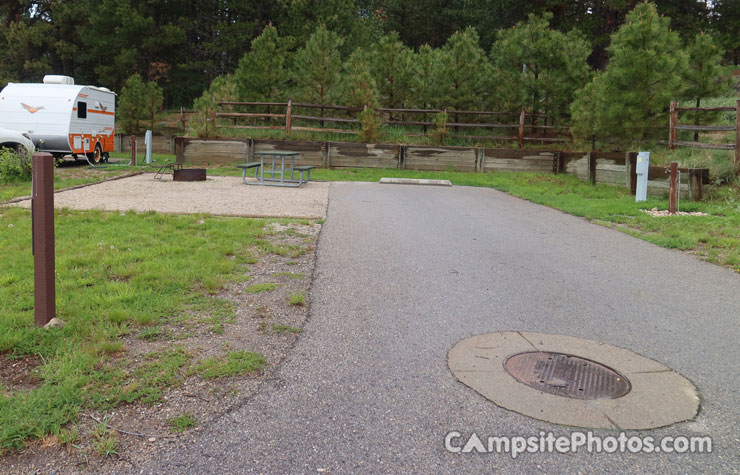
left=77, top=101, right=87, bottom=119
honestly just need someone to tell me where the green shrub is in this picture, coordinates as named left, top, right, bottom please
left=0, top=147, right=31, bottom=183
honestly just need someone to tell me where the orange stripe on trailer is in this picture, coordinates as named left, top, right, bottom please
left=88, top=109, right=115, bottom=116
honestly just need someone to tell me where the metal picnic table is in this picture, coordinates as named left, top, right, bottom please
left=238, top=150, right=315, bottom=187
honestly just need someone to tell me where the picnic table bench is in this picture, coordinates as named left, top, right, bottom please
left=152, top=162, right=182, bottom=180
left=237, top=150, right=315, bottom=187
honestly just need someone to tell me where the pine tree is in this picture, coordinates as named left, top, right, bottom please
left=233, top=25, right=288, bottom=102
left=189, top=75, right=239, bottom=138
left=490, top=12, right=591, bottom=122
left=290, top=25, right=344, bottom=106
left=339, top=50, right=382, bottom=142
left=572, top=2, right=688, bottom=143
left=569, top=73, right=605, bottom=148
left=713, top=0, right=740, bottom=65
left=437, top=27, right=490, bottom=112
left=681, top=32, right=734, bottom=141
left=682, top=33, right=733, bottom=108
left=118, top=74, right=164, bottom=135
left=411, top=44, right=443, bottom=110
left=368, top=32, right=414, bottom=113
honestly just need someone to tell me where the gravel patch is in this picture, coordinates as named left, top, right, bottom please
left=11, top=173, right=329, bottom=219
left=641, top=208, right=709, bottom=217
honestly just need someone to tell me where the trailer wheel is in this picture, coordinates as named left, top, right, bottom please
left=87, top=144, right=103, bottom=165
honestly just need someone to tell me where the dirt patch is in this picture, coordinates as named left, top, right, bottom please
left=0, top=220, right=321, bottom=474
left=0, top=354, right=43, bottom=393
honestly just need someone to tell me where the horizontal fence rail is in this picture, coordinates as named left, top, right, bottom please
left=214, top=100, right=570, bottom=148
left=669, top=99, right=740, bottom=165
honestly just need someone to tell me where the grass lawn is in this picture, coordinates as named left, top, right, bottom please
left=0, top=206, right=282, bottom=451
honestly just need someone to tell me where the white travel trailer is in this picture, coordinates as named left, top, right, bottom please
left=0, top=75, right=115, bottom=164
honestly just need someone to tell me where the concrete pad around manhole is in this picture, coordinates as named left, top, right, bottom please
left=379, top=178, right=452, bottom=186
left=448, top=332, right=700, bottom=430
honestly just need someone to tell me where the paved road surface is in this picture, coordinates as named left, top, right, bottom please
left=141, top=182, right=740, bottom=473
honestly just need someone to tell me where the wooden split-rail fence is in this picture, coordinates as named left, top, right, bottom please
left=668, top=99, right=740, bottom=165
left=214, top=101, right=570, bottom=148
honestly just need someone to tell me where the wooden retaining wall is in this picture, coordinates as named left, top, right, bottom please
left=329, top=142, right=400, bottom=169
left=115, top=134, right=175, bottom=155
left=404, top=145, right=477, bottom=171
left=483, top=149, right=554, bottom=174
left=174, top=137, right=708, bottom=198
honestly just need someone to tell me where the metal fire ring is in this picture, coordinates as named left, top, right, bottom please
left=503, top=351, right=631, bottom=400
left=173, top=168, right=206, bottom=181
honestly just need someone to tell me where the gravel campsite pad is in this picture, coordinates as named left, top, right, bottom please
left=12, top=173, right=330, bottom=219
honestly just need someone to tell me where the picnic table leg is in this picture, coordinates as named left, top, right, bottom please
left=242, top=167, right=247, bottom=183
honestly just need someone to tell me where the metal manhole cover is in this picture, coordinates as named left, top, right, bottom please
left=504, top=351, right=631, bottom=400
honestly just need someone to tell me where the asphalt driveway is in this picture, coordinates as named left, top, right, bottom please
left=140, top=181, right=740, bottom=473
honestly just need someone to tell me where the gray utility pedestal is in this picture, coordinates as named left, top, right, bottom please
left=635, top=151, right=650, bottom=202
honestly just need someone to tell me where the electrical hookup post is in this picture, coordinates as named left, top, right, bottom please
left=32, top=152, right=56, bottom=326
left=635, top=152, right=649, bottom=202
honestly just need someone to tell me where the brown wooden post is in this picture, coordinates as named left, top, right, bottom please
left=552, top=151, right=561, bottom=174
left=518, top=107, right=525, bottom=149
left=32, top=152, right=56, bottom=326
left=668, top=162, right=678, bottom=214
left=736, top=99, right=740, bottom=167
left=689, top=169, right=703, bottom=201
left=285, top=99, right=292, bottom=137
left=588, top=152, right=596, bottom=184
left=174, top=136, right=184, bottom=164
left=669, top=101, right=678, bottom=151
left=130, top=135, right=137, bottom=166
left=628, top=152, right=638, bottom=195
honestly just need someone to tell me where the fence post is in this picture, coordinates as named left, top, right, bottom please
left=285, top=99, right=292, bottom=137
left=668, top=162, right=678, bottom=214
left=130, top=135, right=137, bottom=166
left=588, top=152, right=596, bottom=184
left=32, top=152, right=56, bottom=327
left=736, top=99, right=740, bottom=167
left=627, top=152, right=637, bottom=194
left=689, top=169, right=703, bottom=201
left=518, top=107, right=525, bottom=149
left=323, top=142, right=330, bottom=169
left=669, top=100, right=678, bottom=150
left=552, top=151, right=561, bottom=174
left=174, top=137, right=184, bottom=164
